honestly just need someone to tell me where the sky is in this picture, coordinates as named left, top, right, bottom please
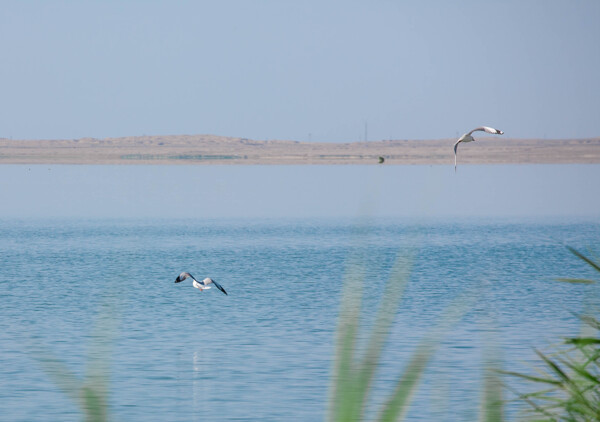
left=1, top=1, right=599, bottom=142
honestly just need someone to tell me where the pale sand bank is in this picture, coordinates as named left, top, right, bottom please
left=1, top=135, right=599, bottom=165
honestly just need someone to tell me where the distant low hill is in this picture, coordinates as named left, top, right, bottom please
left=1, top=134, right=599, bottom=165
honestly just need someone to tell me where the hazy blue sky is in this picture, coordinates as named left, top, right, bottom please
left=1, top=1, right=598, bottom=142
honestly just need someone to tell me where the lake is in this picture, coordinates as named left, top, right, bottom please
left=0, top=165, right=599, bottom=421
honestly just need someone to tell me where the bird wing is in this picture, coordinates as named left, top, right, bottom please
left=467, top=126, right=504, bottom=136
left=177, top=272, right=193, bottom=282
left=211, top=279, right=228, bottom=295
left=453, top=140, right=461, bottom=172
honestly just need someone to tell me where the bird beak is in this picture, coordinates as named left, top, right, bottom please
left=174, top=278, right=181, bottom=283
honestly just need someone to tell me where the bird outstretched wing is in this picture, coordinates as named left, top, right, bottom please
left=175, top=272, right=194, bottom=283
left=467, top=126, right=504, bottom=136
left=210, top=279, right=228, bottom=295
left=453, top=140, right=461, bottom=172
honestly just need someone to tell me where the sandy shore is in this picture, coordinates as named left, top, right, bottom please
left=1, top=135, right=599, bottom=165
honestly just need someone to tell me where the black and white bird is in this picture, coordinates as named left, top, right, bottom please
left=454, top=126, right=504, bottom=171
left=174, top=272, right=228, bottom=295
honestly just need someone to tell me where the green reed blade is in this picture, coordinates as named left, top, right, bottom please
left=34, top=351, right=82, bottom=403
left=31, top=292, right=119, bottom=422
left=328, top=259, right=366, bottom=421
left=85, top=301, right=119, bottom=400
left=535, top=350, right=571, bottom=384
left=567, top=247, right=600, bottom=274
left=376, top=293, right=474, bottom=422
left=376, top=342, right=434, bottom=422
left=354, top=253, right=413, bottom=417
left=504, top=384, right=558, bottom=420
left=558, top=360, right=600, bottom=392
left=500, top=370, right=562, bottom=386
left=479, top=346, right=504, bottom=421
left=565, top=338, right=600, bottom=346
left=556, top=278, right=596, bottom=284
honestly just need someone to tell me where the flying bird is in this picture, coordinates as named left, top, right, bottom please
left=175, top=272, right=228, bottom=295
left=454, top=126, right=504, bottom=171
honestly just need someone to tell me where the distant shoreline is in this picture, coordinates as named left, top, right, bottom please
left=1, top=135, right=599, bottom=165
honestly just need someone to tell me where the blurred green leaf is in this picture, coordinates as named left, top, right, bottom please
left=567, top=247, right=600, bottom=274
left=556, top=278, right=595, bottom=284
left=32, top=296, right=119, bottom=422
left=501, top=370, right=563, bottom=386
left=329, top=251, right=474, bottom=422
left=479, top=339, right=504, bottom=422
left=376, top=342, right=434, bottom=422
left=375, top=293, right=475, bottom=422
left=328, top=258, right=366, bottom=421
left=577, top=314, right=600, bottom=331
left=35, top=352, right=82, bottom=403
left=565, top=338, right=600, bottom=346
left=534, top=350, right=570, bottom=384
left=508, top=246, right=600, bottom=421
left=355, top=253, right=413, bottom=418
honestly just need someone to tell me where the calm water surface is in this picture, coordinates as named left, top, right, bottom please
left=1, top=218, right=599, bottom=421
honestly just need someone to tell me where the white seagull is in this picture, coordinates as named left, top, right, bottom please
left=454, top=126, right=504, bottom=171
left=175, top=272, right=228, bottom=295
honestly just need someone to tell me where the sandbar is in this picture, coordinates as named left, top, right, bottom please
left=1, top=135, right=599, bottom=165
